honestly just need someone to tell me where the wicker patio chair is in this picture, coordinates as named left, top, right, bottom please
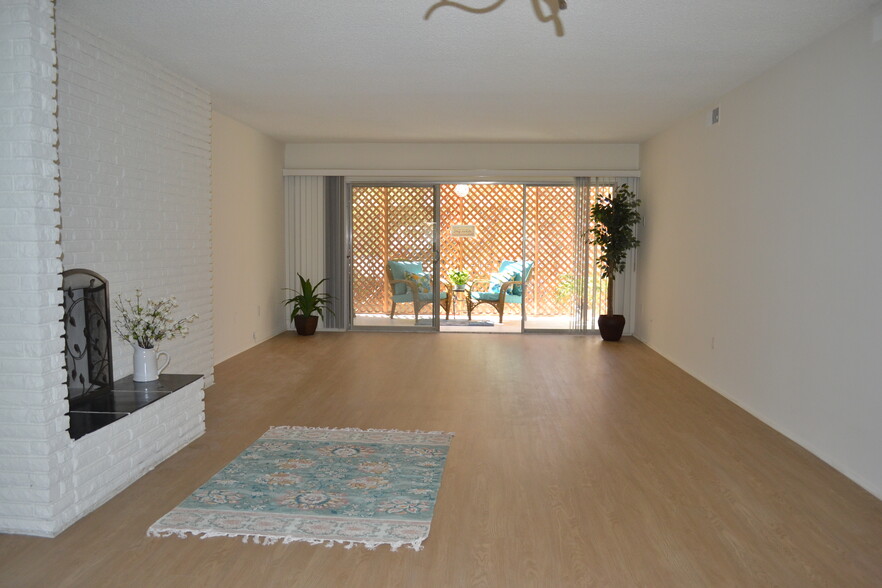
left=386, top=260, right=452, bottom=324
left=466, top=260, right=534, bottom=323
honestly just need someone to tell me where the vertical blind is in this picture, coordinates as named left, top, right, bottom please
left=570, top=177, right=639, bottom=333
left=323, top=177, right=346, bottom=329
left=285, top=176, right=347, bottom=330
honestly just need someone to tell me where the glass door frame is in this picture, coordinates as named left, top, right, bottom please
left=345, top=179, right=580, bottom=333
left=346, top=181, right=441, bottom=332
left=520, top=181, right=580, bottom=334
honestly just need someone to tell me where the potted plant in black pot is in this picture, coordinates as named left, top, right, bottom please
left=589, top=183, right=642, bottom=341
left=283, top=274, right=334, bottom=336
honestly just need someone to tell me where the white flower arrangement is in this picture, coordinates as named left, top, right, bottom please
left=113, top=290, right=197, bottom=349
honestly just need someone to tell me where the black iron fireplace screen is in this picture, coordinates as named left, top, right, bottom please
left=62, top=269, right=113, bottom=399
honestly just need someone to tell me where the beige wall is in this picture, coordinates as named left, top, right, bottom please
left=284, top=142, right=639, bottom=172
left=637, top=5, right=882, bottom=497
left=212, top=111, right=287, bottom=364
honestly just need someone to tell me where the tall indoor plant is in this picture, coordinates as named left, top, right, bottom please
left=283, top=274, right=334, bottom=336
left=589, top=183, right=642, bottom=341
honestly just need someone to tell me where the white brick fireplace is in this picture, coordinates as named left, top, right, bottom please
left=55, top=10, right=213, bottom=382
left=0, top=2, right=214, bottom=537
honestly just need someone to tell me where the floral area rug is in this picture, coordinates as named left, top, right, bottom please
left=148, top=426, right=454, bottom=551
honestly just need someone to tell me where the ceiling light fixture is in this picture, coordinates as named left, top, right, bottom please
left=425, top=0, right=567, bottom=37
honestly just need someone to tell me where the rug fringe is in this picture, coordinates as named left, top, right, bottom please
left=268, top=425, right=455, bottom=437
left=147, top=527, right=425, bottom=551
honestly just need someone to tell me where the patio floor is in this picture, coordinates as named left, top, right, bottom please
left=352, top=314, right=573, bottom=333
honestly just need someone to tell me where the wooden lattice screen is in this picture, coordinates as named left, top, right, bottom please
left=351, top=186, right=434, bottom=315
left=351, top=184, right=587, bottom=317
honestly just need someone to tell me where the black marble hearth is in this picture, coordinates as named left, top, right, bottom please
left=60, top=270, right=203, bottom=440
left=68, top=374, right=201, bottom=440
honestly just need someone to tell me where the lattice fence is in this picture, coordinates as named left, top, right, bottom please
left=440, top=184, right=528, bottom=317
left=351, top=186, right=434, bottom=314
left=524, top=186, right=577, bottom=316
left=351, top=184, right=591, bottom=317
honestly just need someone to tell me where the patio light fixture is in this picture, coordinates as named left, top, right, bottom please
left=453, top=184, right=471, bottom=198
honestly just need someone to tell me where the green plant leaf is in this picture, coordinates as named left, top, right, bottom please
left=587, top=184, right=642, bottom=313
left=283, top=274, right=335, bottom=322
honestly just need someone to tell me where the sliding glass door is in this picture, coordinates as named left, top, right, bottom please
left=523, top=177, right=619, bottom=333
left=349, top=184, right=441, bottom=331
left=345, top=179, right=618, bottom=333
left=438, top=183, right=526, bottom=332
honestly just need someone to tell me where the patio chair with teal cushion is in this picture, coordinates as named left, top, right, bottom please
left=386, top=260, right=452, bottom=324
left=466, top=260, right=534, bottom=323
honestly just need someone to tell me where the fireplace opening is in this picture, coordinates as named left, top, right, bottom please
left=61, top=269, right=201, bottom=439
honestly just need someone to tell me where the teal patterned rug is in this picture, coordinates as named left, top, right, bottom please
left=148, top=426, right=454, bottom=551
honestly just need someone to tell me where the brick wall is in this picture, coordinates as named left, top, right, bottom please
left=70, top=379, right=205, bottom=519
left=0, top=3, right=213, bottom=537
left=0, top=0, right=73, bottom=537
left=55, top=9, right=214, bottom=385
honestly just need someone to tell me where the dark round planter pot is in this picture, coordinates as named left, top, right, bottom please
left=293, top=315, right=319, bottom=336
left=598, top=314, right=626, bottom=342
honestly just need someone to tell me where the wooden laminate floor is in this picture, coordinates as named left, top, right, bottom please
left=1, top=333, right=881, bottom=587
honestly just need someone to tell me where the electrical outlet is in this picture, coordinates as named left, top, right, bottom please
left=709, top=106, right=720, bottom=125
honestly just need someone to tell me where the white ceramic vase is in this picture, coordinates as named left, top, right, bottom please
left=132, top=345, right=170, bottom=382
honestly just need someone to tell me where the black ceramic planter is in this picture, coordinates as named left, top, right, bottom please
left=598, top=314, right=626, bottom=341
left=293, top=315, right=319, bottom=336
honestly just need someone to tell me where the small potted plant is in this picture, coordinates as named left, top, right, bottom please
left=589, top=183, right=642, bottom=341
left=448, top=269, right=470, bottom=291
left=283, top=274, right=334, bottom=336
left=114, top=290, right=197, bottom=381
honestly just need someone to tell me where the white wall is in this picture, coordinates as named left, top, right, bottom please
left=285, top=142, right=639, bottom=172
left=57, top=10, right=214, bottom=385
left=211, top=111, right=286, bottom=363
left=0, top=0, right=69, bottom=537
left=637, top=4, right=882, bottom=497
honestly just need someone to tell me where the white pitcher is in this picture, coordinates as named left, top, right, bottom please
left=132, top=345, right=170, bottom=382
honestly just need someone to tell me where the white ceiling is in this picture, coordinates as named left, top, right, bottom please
left=61, top=0, right=877, bottom=144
